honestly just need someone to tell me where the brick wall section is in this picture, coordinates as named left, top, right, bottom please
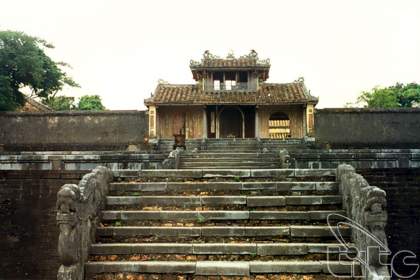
left=0, top=110, right=148, bottom=151
left=359, top=168, right=420, bottom=278
left=0, top=170, right=87, bottom=280
left=315, top=108, right=420, bottom=148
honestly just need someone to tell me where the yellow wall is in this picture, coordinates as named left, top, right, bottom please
left=258, top=105, right=305, bottom=138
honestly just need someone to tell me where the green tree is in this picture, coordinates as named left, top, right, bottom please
left=358, top=82, right=420, bottom=108
left=0, top=30, right=78, bottom=111
left=46, top=95, right=75, bottom=111
left=77, top=95, right=105, bottom=111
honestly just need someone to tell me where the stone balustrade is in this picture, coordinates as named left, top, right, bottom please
left=56, top=166, right=113, bottom=280
left=337, top=164, right=390, bottom=279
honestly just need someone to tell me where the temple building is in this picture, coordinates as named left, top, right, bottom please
left=145, top=50, right=318, bottom=139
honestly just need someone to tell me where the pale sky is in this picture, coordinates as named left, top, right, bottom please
left=1, top=0, right=420, bottom=109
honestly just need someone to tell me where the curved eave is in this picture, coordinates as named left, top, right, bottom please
left=145, top=100, right=315, bottom=106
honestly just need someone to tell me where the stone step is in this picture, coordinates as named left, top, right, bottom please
left=179, top=162, right=279, bottom=166
left=106, top=195, right=342, bottom=207
left=182, top=152, right=278, bottom=157
left=180, top=158, right=280, bottom=162
left=85, top=260, right=359, bottom=276
left=101, top=210, right=346, bottom=222
left=90, top=242, right=353, bottom=256
left=97, top=225, right=350, bottom=238
left=178, top=165, right=280, bottom=170
left=112, top=168, right=336, bottom=180
left=109, top=181, right=338, bottom=195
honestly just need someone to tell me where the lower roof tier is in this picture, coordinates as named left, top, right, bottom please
left=145, top=82, right=318, bottom=106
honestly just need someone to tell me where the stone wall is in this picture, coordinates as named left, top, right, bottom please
left=0, top=151, right=165, bottom=170
left=0, top=110, right=148, bottom=151
left=0, top=170, right=87, bottom=280
left=359, top=168, right=420, bottom=279
left=315, top=108, right=420, bottom=148
left=291, top=149, right=420, bottom=169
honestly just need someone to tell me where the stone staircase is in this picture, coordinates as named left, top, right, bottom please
left=179, top=152, right=281, bottom=169
left=85, top=168, right=359, bottom=279
left=179, top=139, right=281, bottom=169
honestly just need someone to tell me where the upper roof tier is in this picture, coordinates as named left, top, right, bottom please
left=190, top=50, right=270, bottom=81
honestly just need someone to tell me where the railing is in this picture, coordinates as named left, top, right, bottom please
left=56, top=166, right=113, bottom=280
left=336, top=164, right=390, bottom=279
left=206, top=82, right=250, bottom=91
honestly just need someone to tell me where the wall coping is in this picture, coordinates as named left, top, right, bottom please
left=0, top=110, right=146, bottom=117
left=316, top=108, right=420, bottom=113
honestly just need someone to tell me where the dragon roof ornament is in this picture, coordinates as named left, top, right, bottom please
left=190, top=50, right=270, bottom=67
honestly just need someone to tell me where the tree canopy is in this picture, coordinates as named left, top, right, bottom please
left=77, top=95, right=105, bottom=111
left=0, top=30, right=78, bottom=111
left=45, top=94, right=106, bottom=111
left=358, top=83, right=420, bottom=108
left=45, top=95, right=75, bottom=111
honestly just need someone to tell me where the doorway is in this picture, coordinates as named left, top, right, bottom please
left=219, top=107, right=244, bottom=138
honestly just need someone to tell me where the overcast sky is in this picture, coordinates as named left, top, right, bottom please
left=1, top=0, right=420, bottom=109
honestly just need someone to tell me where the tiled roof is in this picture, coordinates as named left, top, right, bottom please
left=145, top=82, right=318, bottom=106
left=191, top=58, right=270, bottom=69
left=190, top=50, right=270, bottom=70
left=19, top=97, right=53, bottom=112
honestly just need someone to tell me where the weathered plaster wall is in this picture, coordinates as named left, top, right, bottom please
left=315, top=108, right=420, bottom=148
left=0, top=170, right=87, bottom=280
left=258, top=105, right=304, bottom=138
left=359, top=168, right=420, bottom=279
left=0, top=111, right=148, bottom=151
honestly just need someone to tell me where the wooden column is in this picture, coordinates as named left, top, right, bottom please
left=255, top=106, right=259, bottom=139
left=242, top=113, right=245, bottom=139
left=148, top=105, right=157, bottom=138
left=216, top=106, right=220, bottom=139
left=306, top=104, right=314, bottom=136
left=202, top=107, right=208, bottom=139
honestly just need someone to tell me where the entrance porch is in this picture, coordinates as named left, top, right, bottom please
left=149, top=104, right=313, bottom=140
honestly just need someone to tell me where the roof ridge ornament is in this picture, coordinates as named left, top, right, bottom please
left=295, top=77, right=305, bottom=83
left=203, top=50, right=220, bottom=60
left=189, top=50, right=271, bottom=67
left=226, top=50, right=235, bottom=59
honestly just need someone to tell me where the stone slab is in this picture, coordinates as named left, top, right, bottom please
left=249, top=211, right=310, bottom=220
left=201, top=227, right=246, bottom=237
left=196, top=261, right=250, bottom=276
left=257, top=243, right=308, bottom=256
left=85, top=261, right=196, bottom=274
left=249, top=260, right=323, bottom=273
left=247, top=196, right=286, bottom=207
left=96, top=227, right=201, bottom=237
left=201, top=196, right=247, bottom=206
left=193, top=244, right=257, bottom=255
left=245, top=226, right=289, bottom=237
left=90, top=243, right=193, bottom=254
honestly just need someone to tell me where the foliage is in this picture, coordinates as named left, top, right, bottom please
left=46, top=95, right=75, bottom=111
left=45, top=94, right=106, bottom=111
left=0, top=30, right=78, bottom=111
left=76, top=95, right=105, bottom=111
left=358, top=83, right=420, bottom=108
